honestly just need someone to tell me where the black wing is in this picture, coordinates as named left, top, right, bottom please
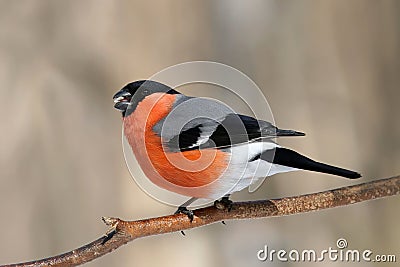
left=164, top=114, right=305, bottom=152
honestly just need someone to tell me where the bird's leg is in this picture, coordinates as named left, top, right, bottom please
left=214, top=194, right=233, bottom=211
left=175, top=198, right=197, bottom=236
left=174, top=197, right=197, bottom=222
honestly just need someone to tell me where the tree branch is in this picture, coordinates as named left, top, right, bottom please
left=2, top=175, right=399, bottom=267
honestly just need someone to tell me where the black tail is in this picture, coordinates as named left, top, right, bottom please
left=260, top=147, right=361, bottom=179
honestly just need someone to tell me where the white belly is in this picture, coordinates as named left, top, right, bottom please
left=207, top=141, right=297, bottom=199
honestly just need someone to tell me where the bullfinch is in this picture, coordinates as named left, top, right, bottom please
left=113, top=80, right=361, bottom=220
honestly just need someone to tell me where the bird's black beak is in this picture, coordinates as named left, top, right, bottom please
left=275, top=129, right=306, bottom=137
left=113, top=90, right=132, bottom=111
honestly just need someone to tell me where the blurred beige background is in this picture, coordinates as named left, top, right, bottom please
left=1, top=1, right=399, bottom=266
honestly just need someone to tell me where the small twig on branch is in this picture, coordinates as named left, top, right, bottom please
left=1, top=175, right=399, bottom=267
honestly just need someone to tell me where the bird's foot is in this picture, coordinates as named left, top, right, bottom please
left=214, top=196, right=233, bottom=212
left=174, top=206, right=194, bottom=222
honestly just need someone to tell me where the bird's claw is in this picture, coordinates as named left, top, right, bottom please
left=214, top=196, right=233, bottom=211
left=175, top=206, right=194, bottom=222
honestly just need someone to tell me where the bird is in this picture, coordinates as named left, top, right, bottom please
left=113, top=80, right=361, bottom=221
